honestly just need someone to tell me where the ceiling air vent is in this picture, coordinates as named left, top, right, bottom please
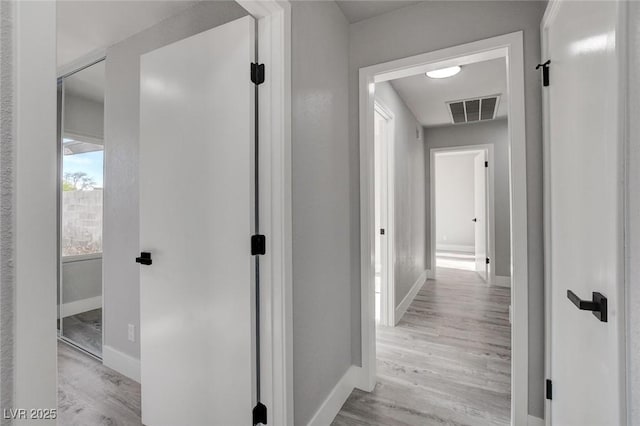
left=447, top=95, right=500, bottom=124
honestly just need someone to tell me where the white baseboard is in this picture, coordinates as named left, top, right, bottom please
left=61, top=295, right=102, bottom=318
left=436, top=244, right=474, bottom=253
left=102, top=345, right=140, bottom=383
left=307, top=365, right=358, bottom=426
left=492, top=275, right=511, bottom=287
left=394, top=270, right=428, bottom=324
left=528, top=415, right=544, bottom=426
left=426, top=269, right=434, bottom=280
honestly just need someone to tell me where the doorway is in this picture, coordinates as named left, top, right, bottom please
left=356, top=32, right=529, bottom=424
left=431, top=145, right=496, bottom=283
left=374, top=102, right=394, bottom=326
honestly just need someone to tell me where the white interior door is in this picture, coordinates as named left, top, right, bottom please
left=139, top=16, right=255, bottom=426
left=545, top=1, right=623, bottom=424
left=473, top=152, right=488, bottom=281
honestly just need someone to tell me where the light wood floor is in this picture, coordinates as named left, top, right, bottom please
left=334, top=267, right=511, bottom=426
left=58, top=342, right=141, bottom=425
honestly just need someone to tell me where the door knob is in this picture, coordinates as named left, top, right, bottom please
left=472, top=218, right=477, bottom=222
left=567, top=290, right=607, bottom=322
left=136, top=252, right=152, bottom=265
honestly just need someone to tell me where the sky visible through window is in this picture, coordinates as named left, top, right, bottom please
left=64, top=150, right=104, bottom=188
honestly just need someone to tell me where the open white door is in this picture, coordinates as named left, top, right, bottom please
left=473, top=152, right=488, bottom=281
left=374, top=108, right=389, bottom=325
left=544, top=1, right=624, bottom=424
left=139, top=16, right=255, bottom=425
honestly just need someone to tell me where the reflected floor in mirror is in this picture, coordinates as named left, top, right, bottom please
left=62, top=308, right=102, bottom=357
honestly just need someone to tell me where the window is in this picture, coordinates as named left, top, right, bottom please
left=61, top=139, right=104, bottom=257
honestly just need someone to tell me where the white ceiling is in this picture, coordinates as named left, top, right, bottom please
left=57, top=0, right=199, bottom=68
left=64, top=60, right=106, bottom=104
left=335, top=1, right=421, bottom=23
left=388, top=57, right=508, bottom=127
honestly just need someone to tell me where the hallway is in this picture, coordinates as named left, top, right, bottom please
left=334, top=267, right=511, bottom=426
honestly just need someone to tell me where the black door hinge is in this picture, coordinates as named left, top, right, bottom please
left=486, top=257, right=490, bottom=265
left=251, top=234, right=266, bottom=255
left=253, top=402, right=267, bottom=425
left=251, top=63, right=265, bottom=85
left=536, top=60, right=550, bottom=87
left=546, top=379, right=552, bottom=400
left=380, top=228, right=385, bottom=235
left=484, top=161, right=489, bottom=168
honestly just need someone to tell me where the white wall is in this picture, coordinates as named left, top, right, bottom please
left=435, top=153, right=476, bottom=252
left=348, top=1, right=546, bottom=417
left=63, top=93, right=104, bottom=142
left=291, top=2, right=351, bottom=424
left=103, top=0, right=247, bottom=361
left=426, top=119, right=512, bottom=277
left=375, top=81, right=427, bottom=308
left=62, top=257, right=102, bottom=305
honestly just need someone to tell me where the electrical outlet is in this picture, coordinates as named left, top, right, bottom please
left=128, top=324, right=135, bottom=342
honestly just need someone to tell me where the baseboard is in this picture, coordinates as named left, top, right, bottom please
left=493, top=275, right=511, bottom=287
left=61, top=295, right=102, bottom=318
left=102, top=345, right=141, bottom=383
left=394, top=270, right=428, bottom=324
left=436, top=244, right=474, bottom=253
left=307, top=365, right=358, bottom=426
left=527, top=415, right=544, bottom=426
left=426, top=269, right=434, bottom=280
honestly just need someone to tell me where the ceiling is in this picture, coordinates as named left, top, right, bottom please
left=57, top=1, right=199, bottom=68
left=388, top=57, right=508, bottom=127
left=64, top=60, right=105, bottom=103
left=335, top=1, right=421, bottom=23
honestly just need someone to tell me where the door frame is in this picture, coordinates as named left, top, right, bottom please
left=8, top=1, right=293, bottom=425
left=358, top=32, right=529, bottom=425
left=429, top=144, right=496, bottom=284
left=541, top=1, right=629, bottom=425
left=373, top=100, right=395, bottom=327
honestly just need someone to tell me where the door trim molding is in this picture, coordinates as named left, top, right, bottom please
left=238, top=2, right=293, bottom=425
left=358, top=31, right=529, bottom=425
left=429, top=144, right=496, bottom=285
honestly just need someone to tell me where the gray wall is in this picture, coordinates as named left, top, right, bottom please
left=348, top=1, right=547, bottom=417
left=63, top=93, right=104, bottom=142
left=435, top=153, right=476, bottom=250
left=291, top=1, right=351, bottom=424
left=375, top=81, right=427, bottom=307
left=426, top=119, right=512, bottom=277
left=103, top=1, right=247, bottom=359
left=62, top=257, right=102, bottom=304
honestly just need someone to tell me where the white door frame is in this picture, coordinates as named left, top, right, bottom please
left=358, top=32, right=529, bottom=425
left=541, top=2, right=629, bottom=425
left=430, top=144, right=496, bottom=284
left=9, top=1, right=293, bottom=425
left=374, top=100, right=395, bottom=327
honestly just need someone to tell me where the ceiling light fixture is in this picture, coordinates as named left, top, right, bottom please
left=426, top=66, right=461, bottom=79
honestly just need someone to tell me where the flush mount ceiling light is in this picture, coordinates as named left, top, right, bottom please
left=426, top=66, right=461, bottom=79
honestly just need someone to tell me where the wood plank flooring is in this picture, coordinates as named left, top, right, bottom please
left=334, top=267, right=511, bottom=426
left=61, top=308, right=103, bottom=357
left=58, top=342, right=141, bottom=425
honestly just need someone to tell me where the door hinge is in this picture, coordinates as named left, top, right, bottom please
left=253, top=402, right=267, bottom=425
left=251, top=62, right=265, bottom=85
left=380, top=228, right=385, bottom=235
left=486, top=257, right=490, bottom=265
left=251, top=234, right=266, bottom=255
left=485, top=161, right=488, bottom=168
left=546, top=379, right=552, bottom=400
left=536, top=60, right=550, bottom=87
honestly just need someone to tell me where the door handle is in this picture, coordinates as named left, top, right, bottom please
left=136, top=252, right=152, bottom=265
left=567, top=290, right=607, bottom=322
left=472, top=218, right=477, bottom=222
